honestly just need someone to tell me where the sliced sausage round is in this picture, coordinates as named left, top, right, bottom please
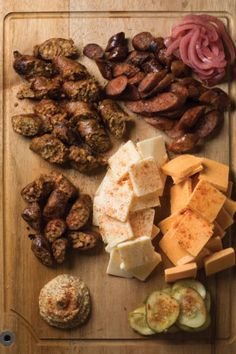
left=142, top=58, right=163, bottom=73
left=168, top=133, right=199, bottom=153
left=194, top=110, right=221, bottom=138
left=105, top=75, right=128, bottom=97
left=96, top=59, right=113, bottom=80
left=127, top=50, right=151, bottom=67
left=132, top=32, right=154, bottom=51
left=106, top=46, right=129, bottom=62
left=112, top=63, right=139, bottom=78
left=83, top=43, right=104, bottom=60
left=138, top=71, right=167, bottom=94
left=144, top=116, right=175, bottom=131
left=105, top=32, right=126, bottom=52
left=177, top=106, right=205, bottom=130
left=128, top=72, right=146, bottom=86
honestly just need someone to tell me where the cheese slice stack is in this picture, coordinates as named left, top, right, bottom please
left=93, top=137, right=168, bottom=281
left=160, top=155, right=236, bottom=282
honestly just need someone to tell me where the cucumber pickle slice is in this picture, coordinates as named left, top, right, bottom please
left=128, top=306, right=155, bottom=335
left=172, top=280, right=206, bottom=299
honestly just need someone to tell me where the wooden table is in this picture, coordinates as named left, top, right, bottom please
left=0, top=0, right=236, bottom=353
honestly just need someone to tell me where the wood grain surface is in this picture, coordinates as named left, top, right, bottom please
left=0, top=1, right=236, bottom=353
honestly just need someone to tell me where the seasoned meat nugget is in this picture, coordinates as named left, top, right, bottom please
left=76, top=118, right=111, bottom=153
left=34, top=38, right=78, bottom=60
left=67, top=230, right=100, bottom=250
left=43, top=189, right=69, bottom=220
left=63, top=79, right=100, bottom=102
left=52, top=237, right=68, bottom=264
left=68, top=145, right=107, bottom=174
left=66, top=194, right=92, bottom=230
left=65, top=101, right=96, bottom=125
left=17, top=76, right=63, bottom=100
left=49, top=171, right=78, bottom=199
left=44, top=219, right=67, bottom=242
left=98, top=99, right=130, bottom=138
left=30, top=134, right=68, bottom=164
left=30, top=234, right=53, bottom=267
left=53, top=56, right=88, bottom=81
left=21, top=175, right=55, bottom=203
left=13, top=51, right=56, bottom=79
left=34, top=99, right=68, bottom=132
left=39, top=274, right=91, bottom=328
left=21, top=202, right=42, bottom=231
left=52, top=122, right=78, bottom=145
left=11, top=114, right=43, bottom=137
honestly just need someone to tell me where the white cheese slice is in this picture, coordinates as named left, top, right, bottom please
left=118, top=236, right=157, bottom=270
left=106, top=248, right=133, bottom=278
left=95, top=169, right=113, bottom=197
left=129, top=208, right=155, bottom=238
left=108, top=140, right=141, bottom=180
left=98, top=213, right=134, bottom=247
left=129, top=157, right=163, bottom=197
left=92, top=195, right=104, bottom=227
left=136, top=136, right=168, bottom=167
left=126, top=252, right=162, bottom=281
left=102, top=175, right=134, bottom=222
left=130, top=190, right=160, bottom=212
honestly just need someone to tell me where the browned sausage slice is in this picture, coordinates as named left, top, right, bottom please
left=105, top=32, right=126, bottom=52
left=177, top=105, right=205, bottom=129
left=105, top=75, right=128, bottom=96
left=142, top=58, right=163, bottom=73
left=127, top=50, right=151, bottom=67
left=138, top=70, right=167, bottom=94
left=194, top=110, right=221, bottom=138
left=199, top=88, right=231, bottom=111
left=132, top=32, right=154, bottom=51
left=83, top=43, right=104, bottom=60
left=170, top=60, right=190, bottom=77
left=141, top=73, right=174, bottom=98
left=96, top=59, right=113, bottom=80
left=107, top=46, right=129, bottom=62
left=128, top=72, right=145, bottom=85
left=126, top=92, right=185, bottom=114
left=168, top=133, right=199, bottom=153
left=144, top=116, right=175, bottom=131
left=119, top=84, right=141, bottom=101
left=112, top=63, right=139, bottom=78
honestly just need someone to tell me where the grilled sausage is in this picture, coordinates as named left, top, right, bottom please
left=63, top=79, right=100, bottom=102
left=30, top=134, right=68, bottom=164
left=177, top=106, right=205, bottom=130
left=30, top=234, right=53, bottom=267
left=105, top=75, right=128, bottom=97
left=43, top=189, right=69, bottom=220
left=68, top=145, right=107, bottom=174
left=52, top=237, right=68, bottom=264
left=127, top=50, right=151, bottom=67
left=194, top=110, right=222, bottom=138
left=142, top=58, right=163, bottom=73
left=83, top=43, right=104, bottom=60
left=144, top=116, right=175, bottom=131
left=132, top=32, right=155, bottom=51
left=199, top=88, right=231, bottom=111
left=49, top=171, right=78, bottom=199
left=128, top=72, right=146, bottom=85
left=105, top=32, right=126, bottom=52
left=106, top=46, right=129, bottom=62
left=95, top=59, right=113, bottom=80
left=171, top=60, right=190, bottom=77
left=66, top=194, right=92, bottom=230
left=11, top=114, right=43, bottom=137
left=33, top=38, right=78, bottom=60
left=156, top=48, right=174, bottom=68
left=21, top=175, right=55, bottom=203
left=168, top=133, right=199, bottom=153
left=112, top=63, right=139, bottom=78
left=21, top=202, right=42, bottom=231
left=67, top=230, right=100, bottom=250
left=138, top=71, right=167, bottom=94
left=53, top=56, right=88, bottom=81
left=44, top=219, right=67, bottom=242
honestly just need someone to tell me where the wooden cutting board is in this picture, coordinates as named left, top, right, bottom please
left=1, top=0, right=236, bottom=353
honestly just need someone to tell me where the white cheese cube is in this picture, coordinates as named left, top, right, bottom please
left=137, top=136, right=168, bottom=167
left=95, top=169, right=113, bottom=197
left=102, top=175, right=134, bottom=222
left=129, top=208, right=155, bottom=238
left=131, top=191, right=160, bottom=212
left=92, top=195, right=104, bottom=227
left=118, top=236, right=156, bottom=270
left=129, top=157, right=163, bottom=196
left=108, top=140, right=141, bottom=180
left=99, top=214, right=134, bottom=247
left=128, top=252, right=162, bottom=281
left=106, top=248, right=133, bottom=278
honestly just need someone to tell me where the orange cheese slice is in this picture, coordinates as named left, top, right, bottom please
left=162, top=154, right=202, bottom=179
left=194, top=248, right=211, bottom=269
left=215, top=207, right=234, bottom=231
left=170, top=178, right=192, bottom=214
left=224, top=198, right=236, bottom=217
left=159, top=229, right=194, bottom=266
left=204, top=248, right=235, bottom=276
left=158, top=211, right=182, bottom=234
left=187, top=179, right=226, bottom=223
left=206, top=236, right=223, bottom=253
left=198, top=158, right=229, bottom=193
left=165, top=263, right=197, bottom=283
left=172, top=209, right=214, bottom=257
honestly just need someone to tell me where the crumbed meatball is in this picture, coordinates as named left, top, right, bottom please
left=67, top=230, right=100, bottom=250
left=30, top=134, right=68, bottom=164
left=21, top=202, right=42, bottom=231
left=63, top=79, right=100, bottom=102
left=98, top=99, right=131, bottom=138
left=52, top=122, right=78, bottom=145
left=43, top=189, right=69, bottom=220
left=53, top=56, right=88, bottom=81
left=66, top=194, right=92, bottom=230
left=49, top=171, right=78, bottom=199
left=17, top=76, right=64, bottom=100
left=13, top=51, right=56, bottom=79
left=11, top=114, right=43, bottom=137
left=34, top=38, right=78, bottom=60
left=68, top=145, right=107, bottom=174
left=30, top=234, right=53, bottom=267
left=21, top=175, right=55, bottom=203
left=34, top=99, right=68, bottom=132
left=44, top=219, right=67, bottom=242
left=52, top=237, right=68, bottom=264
